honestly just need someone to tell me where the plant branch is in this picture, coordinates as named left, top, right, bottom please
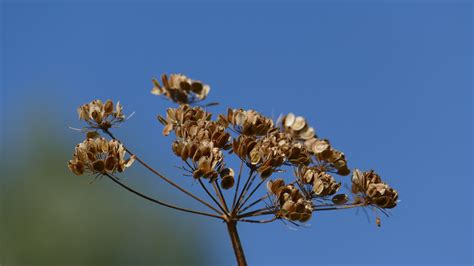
left=238, top=194, right=269, bottom=214
left=237, top=178, right=266, bottom=213
left=212, top=180, right=229, bottom=213
left=233, top=169, right=255, bottom=214
left=239, top=217, right=277, bottom=224
left=238, top=207, right=274, bottom=218
left=198, top=179, right=228, bottom=216
left=104, top=174, right=223, bottom=219
left=231, top=161, right=244, bottom=210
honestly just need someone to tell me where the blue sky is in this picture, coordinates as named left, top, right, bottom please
left=2, top=1, right=472, bottom=265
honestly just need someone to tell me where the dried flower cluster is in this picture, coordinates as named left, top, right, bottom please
left=159, top=105, right=232, bottom=187
left=297, top=166, right=341, bottom=197
left=280, top=113, right=350, bottom=176
left=267, top=179, right=313, bottom=222
left=151, top=74, right=210, bottom=104
left=77, top=99, right=125, bottom=130
left=68, top=137, right=135, bottom=176
left=68, top=72, right=399, bottom=266
left=352, top=169, right=398, bottom=209
left=226, top=109, right=275, bottom=136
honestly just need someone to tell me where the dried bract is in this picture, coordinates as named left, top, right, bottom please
left=77, top=99, right=125, bottom=130
left=151, top=74, right=210, bottom=104
left=68, top=138, right=135, bottom=176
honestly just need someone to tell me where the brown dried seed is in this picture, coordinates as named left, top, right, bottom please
left=284, top=113, right=296, bottom=128
left=299, top=213, right=312, bottom=222
left=221, top=175, right=235, bottom=190
left=193, top=169, right=203, bottom=179
left=291, top=116, right=306, bottom=131
left=104, top=100, right=114, bottom=114
left=332, top=194, right=349, bottom=205
left=105, top=156, right=117, bottom=171
left=220, top=168, right=234, bottom=178
left=86, top=131, right=100, bottom=139
left=92, top=160, right=105, bottom=172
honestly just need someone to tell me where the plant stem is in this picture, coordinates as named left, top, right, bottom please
left=105, top=174, right=223, bottom=219
left=226, top=221, right=247, bottom=266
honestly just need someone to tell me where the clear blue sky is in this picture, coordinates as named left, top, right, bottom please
left=2, top=1, right=472, bottom=265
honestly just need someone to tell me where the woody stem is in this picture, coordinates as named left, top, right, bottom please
left=226, top=221, right=247, bottom=266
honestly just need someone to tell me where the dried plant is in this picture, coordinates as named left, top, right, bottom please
left=67, top=73, right=399, bottom=265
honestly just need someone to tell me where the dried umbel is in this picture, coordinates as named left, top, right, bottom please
left=68, top=137, right=135, bottom=176
left=280, top=113, right=349, bottom=176
left=351, top=169, right=398, bottom=209
left=151, top=74, right=210, bottom=104
left=226, top=108, right=275, bottom=136
left=267, top=179, right=313, bottom=222
left=162, top=105, right=232, bottom=180
left=159, top=105, right=212, bottom=136
left=77, top=99, right=125, bottom=130
left=297, top=167, right=341, bottom=197
left=233, top=132, right=311, bottom=179
left=173, top=139, right=224, bottom=180
left=305, top=138, right=350, bottom=176
left=68, top=73, right=400, bottom=266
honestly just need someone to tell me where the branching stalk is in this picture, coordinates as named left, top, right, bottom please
left=104, top=174, right=223, bottom=219
left=104, top=129, right=221, bottom=214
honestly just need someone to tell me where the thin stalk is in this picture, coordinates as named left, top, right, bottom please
left=237, top=178, right=266, bottom=213
left=236, top=171, right=258, bottom=211
left=198, top=179, right=228, bottom=216
left=231, top=160, right=244, bottom=210
left=104, top=129, right=221, bottom=214
left=238, top=194, right=269, bottom=214
left=212, top=180, right=229, bottom=213
left=240, top=217, right=277, bottom=224
left=104, top=174, right=223, bottom=219
left=238, top=207, right=274, bottom=218
left=233, top=169, right=255, bottom=214
left=226, top=221, right=247, bottom=266
left=313, top=203, right=364, bottom=212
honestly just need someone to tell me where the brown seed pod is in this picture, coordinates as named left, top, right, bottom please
left=151, top=74, right=210, bottom=104
left=77, top=99, right=125, bottom=129
left=221, top=175, right=235, bottom=190
left=332, top=194, right=349, bottom=205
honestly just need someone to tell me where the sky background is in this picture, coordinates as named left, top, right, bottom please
left=1, top=1, right=473, bottom=265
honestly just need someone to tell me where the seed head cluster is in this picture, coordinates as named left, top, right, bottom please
left=297, top=166, right=341, bottom=197
left=352, top=169, right=398, bottom=209
left=68, top=137, right=135, bottom=176
left=68, top=73, right=398, bottom=230
left=77, top=99, right=125, bottom=130
left=267, top=179, right=313, bottom=222
left=151, top=74, right=210, bottom=104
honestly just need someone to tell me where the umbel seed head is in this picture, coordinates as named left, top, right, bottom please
left=151, top=74, right=210, bottom=105
left=77, top=99, right=125, bottom=130
left=68, top=138, right=135, bottom=176
left=351, top=169, right=398, bottom=209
